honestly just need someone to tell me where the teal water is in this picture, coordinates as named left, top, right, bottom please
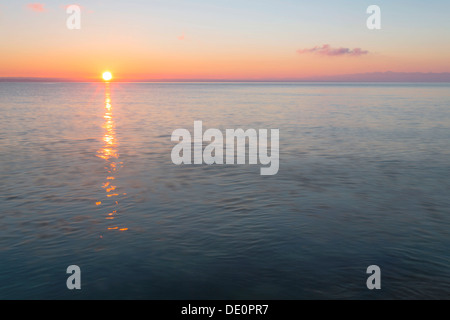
left=1, top=82, right=450, bottom=299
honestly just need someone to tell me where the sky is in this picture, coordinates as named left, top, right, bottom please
left=1, top=0, right=450, bottom=81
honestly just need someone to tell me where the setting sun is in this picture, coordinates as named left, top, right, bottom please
left=102, top=72, right=113, bottom=81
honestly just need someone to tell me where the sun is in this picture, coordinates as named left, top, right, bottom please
left=102, top=72, right=113, bottom=81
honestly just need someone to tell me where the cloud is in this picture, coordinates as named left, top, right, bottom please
left=297, top=44, right=369, bottom=57
left=178, top=32, right=185, bottom=40
left=27, top=3, right=46, bottom=12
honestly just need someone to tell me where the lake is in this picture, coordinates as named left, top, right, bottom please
left=1, top=82, right=449, bottom=299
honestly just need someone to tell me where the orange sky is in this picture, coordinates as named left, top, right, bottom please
left=1, top=1, right=450, bottom=81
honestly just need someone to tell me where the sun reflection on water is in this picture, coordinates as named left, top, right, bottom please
left=96, top=83, right=128, bottom=232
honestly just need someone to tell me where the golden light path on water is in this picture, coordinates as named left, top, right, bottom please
left=96, top=82, right=128, bottom=232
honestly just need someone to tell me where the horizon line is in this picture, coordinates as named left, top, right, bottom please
left=2, top=72, right=450, bottom=83
left=1, top=80, right=450, bottom=83
left=2, top=79, right=450, bottom=83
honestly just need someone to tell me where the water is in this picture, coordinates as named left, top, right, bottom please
left=1, top=82, right=449, bottom=299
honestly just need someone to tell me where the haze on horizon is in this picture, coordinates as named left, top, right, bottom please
left=1, top=0, right=450, bottom=81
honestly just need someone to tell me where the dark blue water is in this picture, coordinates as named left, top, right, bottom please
left=1, top=82, right=449, bottom=299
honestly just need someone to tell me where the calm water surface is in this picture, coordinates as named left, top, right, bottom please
left=0, top=82, right=449, bottom=299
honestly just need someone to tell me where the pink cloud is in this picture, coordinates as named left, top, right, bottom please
left=297, top=44, right=369, bottom=57
left=27, top=3, right=46, bottom=12
left=178, top=32, right=185, bottom=41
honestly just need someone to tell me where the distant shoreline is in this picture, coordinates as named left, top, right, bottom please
left=2, top=72, right=450, bottom=83
left=1, top=80, right=450, bottom=84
